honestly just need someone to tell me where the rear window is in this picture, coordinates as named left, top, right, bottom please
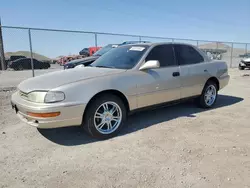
left=174, top=45, right=204, bottom=65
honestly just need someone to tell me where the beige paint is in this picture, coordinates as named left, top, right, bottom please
left=11, top=43, right=230, bottom=128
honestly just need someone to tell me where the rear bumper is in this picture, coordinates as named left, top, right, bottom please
left=219, top=75, right=230, bottom=90
left=11, top=91, right=86, bottom=129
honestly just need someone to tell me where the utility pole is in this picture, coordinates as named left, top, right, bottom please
left=0, top=17, right=6, bottom=70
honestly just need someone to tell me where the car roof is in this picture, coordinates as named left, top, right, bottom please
left=118, top=42, right=197, bottom=47
left=13, top=58, right=38, bottom=62
left=12, top=58, right=29, bottom=62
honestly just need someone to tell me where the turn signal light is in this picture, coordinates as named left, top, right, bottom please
left=27, top=112, right=60, bottom=118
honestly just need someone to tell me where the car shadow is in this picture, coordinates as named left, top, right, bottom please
left=38, top=95, right=243, bottom=146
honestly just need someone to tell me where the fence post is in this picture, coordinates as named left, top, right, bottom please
left=230, top=43, right=233, bottom=68
left=28, top=29, right=34, bottom=77
left=172, top=38, right=174, bottom=43
left=94, top=33, right=98, bottom=48
left=196, top=40, right=199, bottom=47
left=0, top=18, right=6, bottom=70
left=139, top=36, right=141, bottom=42
left=245, top=43, right=247, bottom=54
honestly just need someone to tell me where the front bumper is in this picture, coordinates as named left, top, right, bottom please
left=239, top=62, right=250, bottom=67
left=11, top=91, right=86, bottom=129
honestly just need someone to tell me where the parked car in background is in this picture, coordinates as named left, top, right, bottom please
left=9, top=58, right=50, bottom=70
left=239, top=58, right=250, bottom=70
left=64, top=57, right=97, bottom=69
left=11, top=43, right=229, bottom=139
left=59, top=55, right=85, bottom=66
left=5, top=55, right=27, bottom=69
left=79, top=48, right=90, bottom=56
left=64, top=44, right=118, bottom=69
left=79, top=47, right=101, bottom=57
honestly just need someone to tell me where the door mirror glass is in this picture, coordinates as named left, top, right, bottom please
left=139, top=60, right=160, bottom=70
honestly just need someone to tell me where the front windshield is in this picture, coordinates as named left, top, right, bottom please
left=91, top=45, right=148, bottom=69
left=93, top=44, right=114, bottom=56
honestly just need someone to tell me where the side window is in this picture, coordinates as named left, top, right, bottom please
left=145, top=44, right=176, bottom=67
left=174, top=45, right=204, bottom=65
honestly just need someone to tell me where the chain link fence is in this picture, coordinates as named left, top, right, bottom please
left=0, top=25, right=249, bottom=88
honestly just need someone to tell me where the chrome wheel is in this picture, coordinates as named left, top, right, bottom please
left=204, top=85, right=217, bottom=106
left=94, top=101, right=122, bottom=134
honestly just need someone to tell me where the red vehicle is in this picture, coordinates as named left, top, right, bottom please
left=89, top=47, right=101, bottom=56
left=79, top=47, right=101, bottom=56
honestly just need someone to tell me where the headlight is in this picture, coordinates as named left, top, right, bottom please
left=27, top=91, right=47, bottom=103
left=44, top=91, right=65, bottom=103
left=26, top=91, right=65, bottom=103
left=240, top=62, right=246, bottom=66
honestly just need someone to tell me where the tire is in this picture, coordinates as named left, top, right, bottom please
left=17, top=65, right=23, bottom=71
left=198, top=81, right=218, bottom=108
left=83, top=94, right=127, bottom=139
left=238, top=66, right=244, bottom=70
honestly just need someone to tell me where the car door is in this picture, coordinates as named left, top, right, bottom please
left=33, top=59, right=40, bottom=69
left=174, top=44, right=210, bottom=98
left=22, top=58, right=31, bottom=69
left=136, top=44, right=181, bottom=108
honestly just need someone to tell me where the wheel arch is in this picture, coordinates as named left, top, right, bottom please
left=205, top=77, right=220, bottom=90
left=82, top=89, right=130, bottom=124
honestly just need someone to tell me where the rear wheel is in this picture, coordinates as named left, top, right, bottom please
left=198, top=81, right=218, bottom=108
left=83, top=94, right=127, bottom=139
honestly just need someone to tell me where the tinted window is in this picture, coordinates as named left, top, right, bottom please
left=33, top=59, right=39, bottom=63
left=20, top=58, right=30, bottom=64
left=145, top=45, right=176, bottom=67
left=91, top=45, right=148, bottom=69
left=174, top=45, right=204, bottom=65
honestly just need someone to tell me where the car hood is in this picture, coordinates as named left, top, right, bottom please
left=18, top=67, right=126, bottom=93
left=242, top=58, right=250, bottom=62
left=64, top=56, right=99, bottom=66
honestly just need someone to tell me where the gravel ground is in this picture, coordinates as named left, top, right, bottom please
left=0, top=69, right=250, bottom=188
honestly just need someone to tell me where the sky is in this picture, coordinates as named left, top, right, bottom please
left=0, top=0, right=250, bottom=58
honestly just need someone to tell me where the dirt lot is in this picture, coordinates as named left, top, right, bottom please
left=0, top=69, right=250, bottom=188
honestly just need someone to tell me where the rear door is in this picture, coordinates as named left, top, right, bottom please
left=23, top=59, right=31, bottom=69
left=174, top=44, right=210, bottom=98
left=33, top=59, right=44, bottom=69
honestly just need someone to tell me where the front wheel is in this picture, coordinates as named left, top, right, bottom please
left=238, top=66, right=245, bottom=70
left=83, top=94, right=127, bottom=139
left=198, top=81, right=218, bottom=108
left=17, top=65, right=23, bottom=71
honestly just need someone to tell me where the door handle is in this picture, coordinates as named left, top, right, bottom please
left=172, top=72, right=180, bottom=77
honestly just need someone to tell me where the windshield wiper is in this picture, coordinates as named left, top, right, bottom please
left=95, top=65, right=115, bottom=68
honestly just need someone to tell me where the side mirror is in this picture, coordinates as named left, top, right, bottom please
left=139, top=60, right=160, bottom=71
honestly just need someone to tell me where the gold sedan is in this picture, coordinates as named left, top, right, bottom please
left=11, top=43, right=230, bottom=139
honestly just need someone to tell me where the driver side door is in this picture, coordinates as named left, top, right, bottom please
left=136, top=44, right=181, bottom=108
